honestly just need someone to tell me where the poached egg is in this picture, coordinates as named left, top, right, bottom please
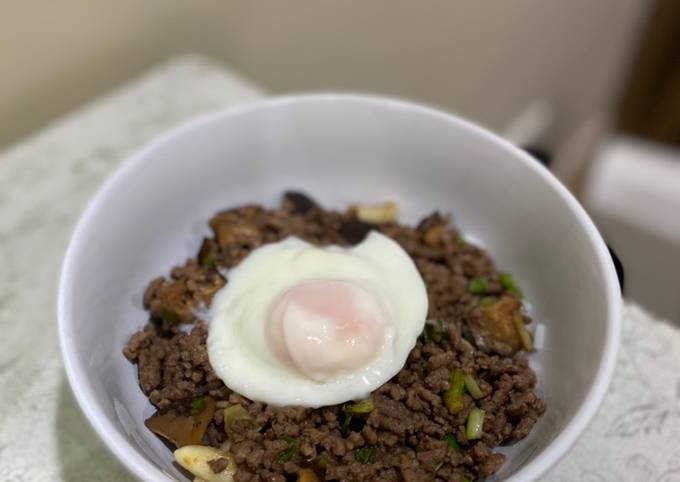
left=207, top=231, right=428, bottom=407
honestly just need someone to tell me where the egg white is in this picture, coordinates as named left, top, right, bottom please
left=207, top=231, right=428, bottom=407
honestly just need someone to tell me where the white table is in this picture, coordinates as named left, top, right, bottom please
left=1, top=55, right=678, bottom=482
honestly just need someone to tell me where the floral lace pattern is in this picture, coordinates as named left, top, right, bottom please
left=544, top=304, right=680, bottom=481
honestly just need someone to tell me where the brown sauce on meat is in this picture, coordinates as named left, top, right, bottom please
left=124, top=192, right=545, bottom=481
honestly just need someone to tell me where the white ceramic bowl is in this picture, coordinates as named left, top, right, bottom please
left=59, top=95, right=621, bottom=482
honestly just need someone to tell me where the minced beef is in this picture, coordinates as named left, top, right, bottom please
left=124, top=191, right=545, bottom=481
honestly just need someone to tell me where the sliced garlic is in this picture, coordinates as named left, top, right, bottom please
left=352, top=201, right=398, bottom=224
left=174, top=445, right=236, bottom=482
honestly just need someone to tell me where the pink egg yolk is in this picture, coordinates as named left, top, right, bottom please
left=267, top=280, right=388, bottom=382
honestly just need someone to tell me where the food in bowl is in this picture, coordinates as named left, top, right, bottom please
left=123, top=191, right=545, bottom=482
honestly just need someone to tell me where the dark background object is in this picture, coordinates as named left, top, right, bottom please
left=607, top=245, right=625, bottom=294
left=617, top=0, right=680, bottom=147
left=523, top=146, right=552, bottom=168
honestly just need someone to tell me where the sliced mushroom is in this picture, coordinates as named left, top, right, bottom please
left=338, top=219, right=374, bottom=245
left=297, top=468, right=320, bottom=482
left=147, top=279, right=189, bottom=324
left=145, top=397, right=215, bottom=448
left=284, top=191, right=318, bottom=214
left=174, top=445, right=236, bottom=482
left=416, top=211, right=446, bottom=230
left=416, top=211, right=450, bottom=247
left=422, top=224, right=447, bottom=247
left=214, top=221, right=262, bottom=250
left=468, top=297, right=524, bottom=356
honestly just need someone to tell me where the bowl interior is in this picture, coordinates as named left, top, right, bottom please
left=59, top=96, right=619, bottom=482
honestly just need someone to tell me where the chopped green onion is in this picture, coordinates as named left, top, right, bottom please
left=443, top=368, right=466, bottom=413
left=201, top=254, right=215, bottom=267
left=439, top=319, right=448, bottom=337
left=434, top=461, right=444, bottom=471
left=314, top=452, right=336, bottom=470
left=191, top=397, right=206, bottom=415
left=444, top=433, right=461, bottom=452
left=479, top=297, right=495, bottom=307
left=467, top=278, right=487, bottom=295
left=355, top=445, right=376, bottom=464
left=423, top=323, right=439, bottom=343
left=345, top=399, right=374, bottom=414
left=458, top=237, right=468, bottom=246
left=279, top=436, right=300, bottom=462
left=513, top=316, right=534, bottom=351
left=342, top=413, right=353, bottom=434
left=223, top=404, right=252, bottom=437
left=463, top=375, right=484, bottom=399
left=499, top=272, right=523, bottom=298
left=466, top=408, right=485, bottom=440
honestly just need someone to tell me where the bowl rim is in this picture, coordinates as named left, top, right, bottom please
left=58, top=93, right=621, bottom=482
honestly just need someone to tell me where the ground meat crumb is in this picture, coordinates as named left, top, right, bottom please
left=208, top=457, right=230, bottom=474
left=125, top=194, right=545, bottom=481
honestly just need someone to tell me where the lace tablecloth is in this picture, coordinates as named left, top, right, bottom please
left=1, top=55, right=678, bottom=482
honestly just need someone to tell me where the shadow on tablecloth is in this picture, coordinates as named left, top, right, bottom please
left=56, top=376, right=136, bottom=482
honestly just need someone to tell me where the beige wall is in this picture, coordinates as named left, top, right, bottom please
left=3, top=0, right=649, bottom=168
